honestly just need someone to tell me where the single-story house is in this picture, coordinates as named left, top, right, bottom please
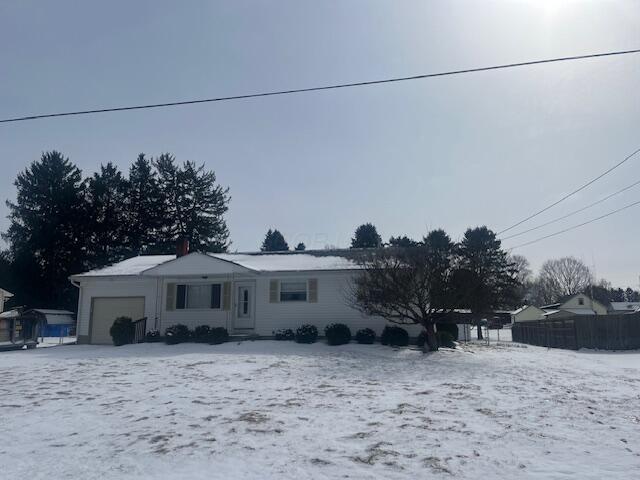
left=70, top=247, right=463, bottom=345
left=510, top=305, right=546, bottom=323
left=0, top=288, right=13, bottom=312
left=541, top=293, right=608, bottom=320
left=609, top=302, right=640, bottom=314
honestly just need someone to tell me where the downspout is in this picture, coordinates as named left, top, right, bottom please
left=69, top=278, right=82, bottom=342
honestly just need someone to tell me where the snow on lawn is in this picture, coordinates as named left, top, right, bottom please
left=1, top=341, right=639, bottom=479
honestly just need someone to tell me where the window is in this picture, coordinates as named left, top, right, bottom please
left=578, top=297, right=584, bottom=306
left=280, top=281, right=307, bottom=302
left=176, top=284, right=221, bottom=309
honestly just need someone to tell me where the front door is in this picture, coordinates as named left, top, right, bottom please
left=234, top=283, right=255, bottom=330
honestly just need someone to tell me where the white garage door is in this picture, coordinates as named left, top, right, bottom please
left=90, top=297, right=145, bottom=345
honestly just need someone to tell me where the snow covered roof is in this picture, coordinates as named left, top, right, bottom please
left=209, top=253, right=359, bottom=272
left=0, top=288, right=13, bottom=298
left=610, top=302, right=640, bottom=311
left=510, top=305, right=545, bottom=316
left=74, top=255, right=176, bottom=277
left=72, top=251, right=361, bottom=278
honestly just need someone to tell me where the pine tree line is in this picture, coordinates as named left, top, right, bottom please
left=2, top=151, right=230, bottom=310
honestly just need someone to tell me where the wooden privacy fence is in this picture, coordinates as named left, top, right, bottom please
left=512, top=313, right=640, bottom=350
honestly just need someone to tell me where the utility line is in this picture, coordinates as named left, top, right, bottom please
left=497, top=146, right=640, bottom=235
left=507, top=199, right=640, bottom=250
left=501, top=178, right=640, bottom=240
left=1, top=48, right=640, bottom=124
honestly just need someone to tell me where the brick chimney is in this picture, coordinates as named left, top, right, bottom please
left=176, top=238, right=190, bottom=258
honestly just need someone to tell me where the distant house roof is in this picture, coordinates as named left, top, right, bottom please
left=72, top=250, right=363, bottom=278
left=610, top=302, right=640, bottom=312
left=0, top=288, right=13, bottom=298
left=511, top=305, right=545, bottom=316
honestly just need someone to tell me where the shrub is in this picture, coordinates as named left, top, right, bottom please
left=436, top=330, right=456, bottom=348
left=209, top=327, right=229, bottom=345
left=295, top=324, right=318, bottom=344
left=355, top=328, right=376, bottom=344
left=273, top=328, right=295, bottom=341
left=144, top=330, right=162, bottom=343
left=193, top=325, right=212, bottom=343
left=325, top=323, right=351, bottom=346
left=165, top=324, right=191, bottom=345
left=436, top=322, right=459, bottom=341
left=109, top=317, right=134, bottom=346
left=380, top=326, right=409, bottom=347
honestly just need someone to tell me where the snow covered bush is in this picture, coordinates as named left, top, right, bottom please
left=144, top=330, right=162, bottom=343
left=295, top=324, right=318, bottom=344
left=165, top=324, right=191, bottom=344
left=436, top=330, right=455, bottom=348
left=324, top=323, right=352, bottom=345
left=355, top=328, right=376, bottom=344
left=380, top=326, right=409, bottom=347
left=109, top=317, right=134, bottom=346
left=193, top=325, right=211, bottom=343
left=209, top=327, right=229, bottom=345
left=273, top=328, right=295, bottom=341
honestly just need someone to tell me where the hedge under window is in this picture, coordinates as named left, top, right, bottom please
left=176, top=284, right=221, bottom=309
left=280, top=281, right=307, bottom=302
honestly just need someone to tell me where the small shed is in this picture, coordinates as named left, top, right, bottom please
left=0, top=309, right=40, bottom=351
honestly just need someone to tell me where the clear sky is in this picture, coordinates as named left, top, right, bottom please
left=1, top=1, right=639, bottom=287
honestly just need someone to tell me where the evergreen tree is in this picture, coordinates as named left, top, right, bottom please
left=126, top=154, right=164, bottom=254
left=625, top=287, right=639, bottom=302
left=389, top=235, right=419, bottom=247
left=456, top=226, right=520, bottom=339
left=86, top=163, right=129, bottom=268
left=3, top=151, right=87, bottom=309
left=351, top=223, right=382, bottom=249
left=295, top=242, right=306, bottom=251
left=261, top=229, right=289, bottom=251
left=155, top=154, right=230, bottom=252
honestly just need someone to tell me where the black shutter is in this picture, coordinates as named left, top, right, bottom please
left=210, top=284, right=221, bottom=309
left=176, top=284, right=187, bottom=309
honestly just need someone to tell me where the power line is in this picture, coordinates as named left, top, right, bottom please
left=507, top=199, right=640, bottom=250
left=2, top=48, right=640, bottom=124
left=497, top=146, right=640, bottom=235
left=501, top=177, right=640, bottom=240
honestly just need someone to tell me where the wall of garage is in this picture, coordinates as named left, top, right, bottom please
left=75, top=277, right=160, bottom=344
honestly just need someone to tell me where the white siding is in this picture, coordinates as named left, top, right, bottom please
left=252, top=271, right=424, bottom=337
left=79, top=270, right=467, bottom=341
left=561, top=294, right=608, bottom=315
left=76, top=277, right=159, bottom=337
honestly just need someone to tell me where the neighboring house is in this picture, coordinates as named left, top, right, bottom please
left=0, top=288, right=14, bottom=312
left=541, top=293, right=608, bottom=320
left=609, top=302, right=640, bottom=314
left=510, top=305, right=546, bottom=323
left=70, top=248, right=440, bottom=345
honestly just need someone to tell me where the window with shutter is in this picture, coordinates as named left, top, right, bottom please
left=308, top=279, right=318, bottom=303
left=269, top=280, right=279, bottom=303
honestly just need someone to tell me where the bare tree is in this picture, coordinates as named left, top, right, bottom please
left=350, top=230, right=458, bottom=351
left=538, top=257, right=593, bottom=304
left=509, top=254, right=532, bottom=285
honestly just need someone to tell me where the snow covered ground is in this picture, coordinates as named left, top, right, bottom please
left=37, top=336, right=77, bottom=347
left=1, top=340, right=639, bottom=479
